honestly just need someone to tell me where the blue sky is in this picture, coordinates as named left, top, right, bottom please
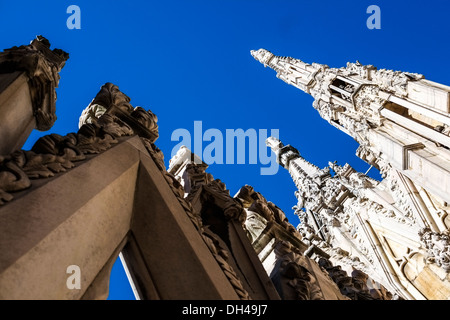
left=2, top=0, right=450, bottom=300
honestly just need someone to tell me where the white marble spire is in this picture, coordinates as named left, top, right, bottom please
left=266, top=136, right=323, bottom=179
left=251, top=48, right=324, bottom=93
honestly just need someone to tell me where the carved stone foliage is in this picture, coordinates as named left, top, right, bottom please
left=78, top=104, right=107, bottom=128
left=324, top=245, right=372, bottom=278
left=371, top=68, right=423, bottom=97
left=271, top=241, right=326, bottom=300
left=338, top=61, right=377, bottom=80
left=419, top=228, right=450, bottom=272
left=244, top=211, right=268, bottom=243
left=80, top=82, right=159, bottom=143
left=356, top=144, right=380, bottom=170
left=293, top=171, right=343, bottom=216
left=177, top=162, right=247, bottom=225
left=329, top=161, right=376, bottom=191
left=0, top=35, right=69, bottom=131
left=318, top=257, right=393, bottom=300
left=201, top=229, right=251, bottom=299
left=337, top=61, right=423, bottom=98
left=293, top=176, right=322, bottom=212
left=0, top=83, right=158, bottom=205
left=0, top=114, right=129, bottom=204
left=337, top=111, right=372, bottom=142
left=351, top=84, right=385, bottom=125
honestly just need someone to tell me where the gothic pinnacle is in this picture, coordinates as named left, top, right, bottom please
left=251, top=48, right=324, bottom=94
left=250, top=48, right=274, bottom=67
left=266, top=136, right=300, bottom=170
left=265, top=136, right=284, bottom=153
left=266, top=136, right=327, bottom=179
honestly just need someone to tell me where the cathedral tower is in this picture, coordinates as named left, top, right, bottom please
left=254, top=49, right=450, bottom=299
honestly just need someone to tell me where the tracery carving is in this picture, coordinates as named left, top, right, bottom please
left=339, top=198, right=375, bottom=264
left=375, top=160, right=416, bottom=224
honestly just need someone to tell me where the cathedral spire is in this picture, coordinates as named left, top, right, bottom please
left=251, top=48, right=326, bottom=94
left=266, top=136, right=327, bottom=180
left=250, top=49, right=274, bottom=67
left=254, top=49, right=450, bottom=205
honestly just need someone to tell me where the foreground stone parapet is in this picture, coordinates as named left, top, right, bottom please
left=0, top=74, right=278, bottom=299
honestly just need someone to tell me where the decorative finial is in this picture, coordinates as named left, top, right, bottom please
left=266, top=136, right=283, bottom=152
left=250, top=48, right=274, bottom=67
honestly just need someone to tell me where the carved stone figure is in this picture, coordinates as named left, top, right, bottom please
left=271, top=241, right=325, bottom=300
left=0, top=35, right=69, bottom=131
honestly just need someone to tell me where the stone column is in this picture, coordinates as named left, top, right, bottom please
left=0, top=35, right=68, bottom=155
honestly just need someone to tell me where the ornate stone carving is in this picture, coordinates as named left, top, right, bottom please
left=79, top=82, right=159, bottom=143
left=236, top=185, right=301, bottom=238
left=257, top=49, right=450, bottom=299
left=0, top=83, right=158, bottom=205
left=337, top=61, right=423, bottom=98
left=339, top=61, right=377, bottom=79
left=0, top=35, right=69, bottom=131
left=88, top=82, right=133, bottom=114
left=371, top=68, right=423, bottom=97
left=271, top=241, right=326, bottom=300
left=158, top=159, right=252, bottom=299
left=184, top=163, right=214, bottom=193
left=0, top=112, right=134, bottom=204
left=329, top=161, right=376, bottom=190
left=201, top=230, right=251, bottom=300
left=419, top=228, right=450, bottom=272
left=250, top=49, right=274, bottom=67
left=337, top=113, right=372, bottom=142
left=318, top=257, right=393, bottom=300
left=351, top=84, right=385, bottom=125
left=245, top=210, right=269, bottom=243
left=375, top=161, right=416, bottom=224
left=78, top=104, right=107, bottom=128
left=202, top=179, right=247, bottom=224
left=356, top=144, right=380, bottom=169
